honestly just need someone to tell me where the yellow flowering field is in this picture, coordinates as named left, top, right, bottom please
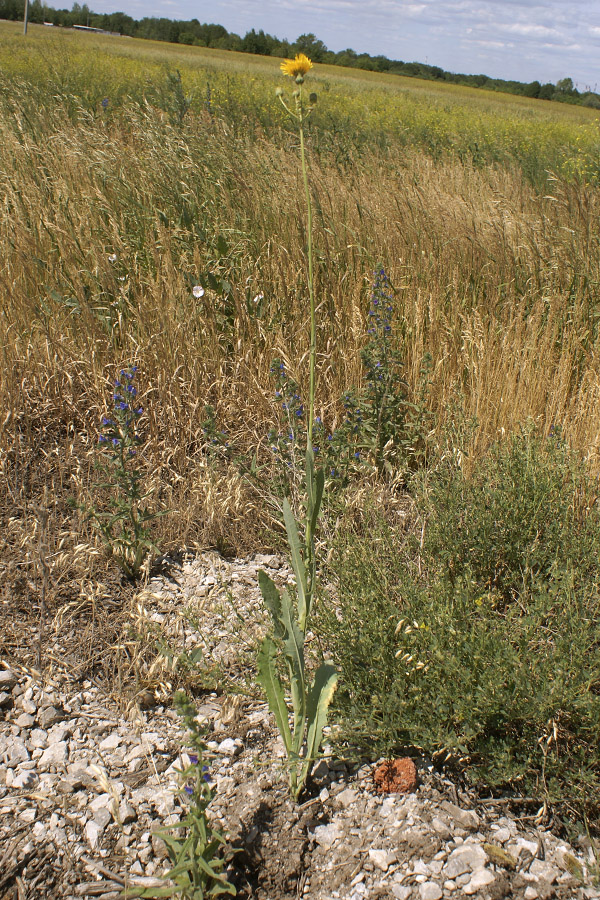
left=1, top=20, right=599, bottom=180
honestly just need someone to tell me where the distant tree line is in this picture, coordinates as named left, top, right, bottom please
left=2, top=0, right=599, bottom=109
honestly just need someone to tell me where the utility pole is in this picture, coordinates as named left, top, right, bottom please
left=23, top=0, right=29, bottom=34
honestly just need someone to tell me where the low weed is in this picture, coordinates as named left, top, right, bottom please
left=423, top=425, right=600, bottom=602
left=129, top=691, right=236, bottom=899
left=320, top=428, right=600, bottom=829
left=266, top=267, right=432, bottom=497
left=73, top=366, right=163, bottom=579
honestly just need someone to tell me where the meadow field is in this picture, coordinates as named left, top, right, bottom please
left=1, top=21, right=600, bottom=832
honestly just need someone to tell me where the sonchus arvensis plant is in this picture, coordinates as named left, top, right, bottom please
left=257, top=54, right=338, bottom=802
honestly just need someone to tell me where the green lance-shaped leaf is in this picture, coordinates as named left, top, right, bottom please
left=190, top=851, right=230, bottom=884
left=280, top=586, right=306, bottom=745
left=209, top=877, right=237, bottom=898
left=305, top=446, right=324, bottom=537
left=133, top=885, right=179, bottom=898
left=304, top=663, right=338, bottom=774
left=257, top=637, right=292, bottom=755
left=282, top=498, right=309, bottom=624
left=306, top=445, right=315, bottom=510
left=258, top=569, right=285, bottom=639
left=309, top=468, right=324, bottom=544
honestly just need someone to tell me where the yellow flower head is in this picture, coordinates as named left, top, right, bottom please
left=280, top=54, right=313, bottom=79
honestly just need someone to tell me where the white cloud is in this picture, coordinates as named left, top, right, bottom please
left=89, top=0, right=600, bottom=85
left=472, top=40, right=511, bottom=50
left=501, top=23, right=561, bottom=39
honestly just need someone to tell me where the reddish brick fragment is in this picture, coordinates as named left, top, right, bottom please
left=373, top=757, right=417, bottom=794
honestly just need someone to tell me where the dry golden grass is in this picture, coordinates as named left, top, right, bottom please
left=1, top=55, right=600, bottom=647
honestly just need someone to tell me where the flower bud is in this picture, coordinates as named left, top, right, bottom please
left=275, top=87, right=283, bottom=97
left=295, top=74, right=304, bottom=84
left=309, top=92, right=317, bottom=105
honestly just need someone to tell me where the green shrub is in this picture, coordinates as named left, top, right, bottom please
left=319, top=431, right=600, bottom=826
left=422, top=426, right=600, bottom=602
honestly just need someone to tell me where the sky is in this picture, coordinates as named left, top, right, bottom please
left=87, top=0, right=600, bottom=89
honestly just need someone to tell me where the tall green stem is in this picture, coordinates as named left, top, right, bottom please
left=298, top=86, right=316, bottom=452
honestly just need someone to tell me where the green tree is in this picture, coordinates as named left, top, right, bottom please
left=293, top=32, right=328, bottom=62
left=524, top=80, right=541, bottom=98
left=29, top=0, right=44, bottom=23
left=0, top=0, right=24, bottom=20
left=556, top=76, right=574, bottom=93
left=241, top=28, right=274, bottom=55
left=105, top=12, right=135, bottom=35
